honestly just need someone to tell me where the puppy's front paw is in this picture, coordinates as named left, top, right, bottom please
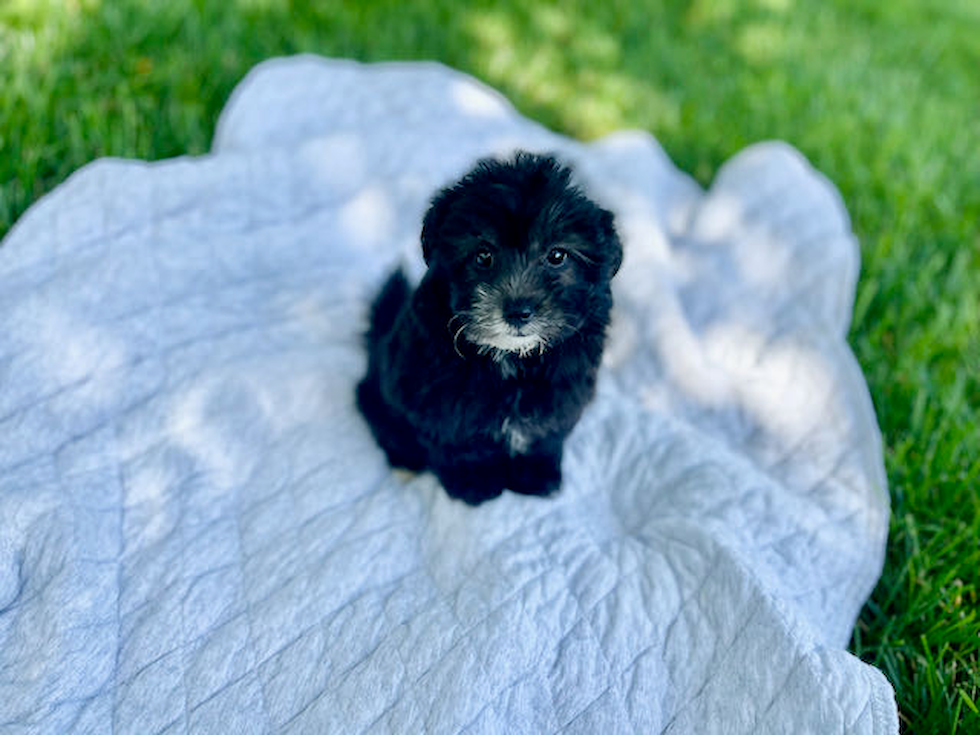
left=508, top=453, right=562, bottom=497
left=434, top=463, right=506, bottom=506
left=443, top=481, right=505, bottom=506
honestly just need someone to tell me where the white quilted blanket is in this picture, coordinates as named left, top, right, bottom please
left=0, top=56, right=898, bottom=734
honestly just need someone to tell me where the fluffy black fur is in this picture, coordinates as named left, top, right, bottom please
left=356, top=152, right=622, bottom=504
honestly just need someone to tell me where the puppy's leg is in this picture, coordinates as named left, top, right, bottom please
left=356, top=377, right=427, bottom=472
left=508, top=440, right=563, bottom=497
left=431, top=454, right=509, bottom=506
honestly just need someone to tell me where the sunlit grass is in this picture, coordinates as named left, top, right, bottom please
left=2, top=1, right=978, bottom=731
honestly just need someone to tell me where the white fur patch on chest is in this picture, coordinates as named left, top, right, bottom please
left=500, top=417, right=532, bottom=454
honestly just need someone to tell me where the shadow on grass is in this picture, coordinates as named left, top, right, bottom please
left=0, top=0, right=841, bottom=232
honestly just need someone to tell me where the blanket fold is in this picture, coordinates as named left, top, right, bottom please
left=0, top=56, right=897, bottom=734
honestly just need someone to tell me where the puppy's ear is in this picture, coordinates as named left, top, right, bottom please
left=598, top=208, right=623, bottom=278
left=421, top=189, right=452, bottom=266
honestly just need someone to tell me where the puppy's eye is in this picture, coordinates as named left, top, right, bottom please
left=474, top=249, right=494, bottom=269
left=546, top=248, right=568, bottom=266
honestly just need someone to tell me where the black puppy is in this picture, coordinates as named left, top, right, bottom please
left=356, top=151, right=622, bottom=504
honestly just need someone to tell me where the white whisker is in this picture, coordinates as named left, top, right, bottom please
left=452, top=321, right=468, bottom=359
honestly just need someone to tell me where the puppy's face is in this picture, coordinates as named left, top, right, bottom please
left=421, top=153, right=622, bottom=359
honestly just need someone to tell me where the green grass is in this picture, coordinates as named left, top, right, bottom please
left=3, top=0, right=978, bottom=731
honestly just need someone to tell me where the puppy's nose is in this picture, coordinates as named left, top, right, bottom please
left=503, top=298, right=535, bottom=327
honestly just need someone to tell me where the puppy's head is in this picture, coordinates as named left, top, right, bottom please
left=421, top=152, right=622, bottom=359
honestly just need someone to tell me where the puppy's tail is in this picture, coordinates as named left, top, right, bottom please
left=366, top=268, right=411, bottom=345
